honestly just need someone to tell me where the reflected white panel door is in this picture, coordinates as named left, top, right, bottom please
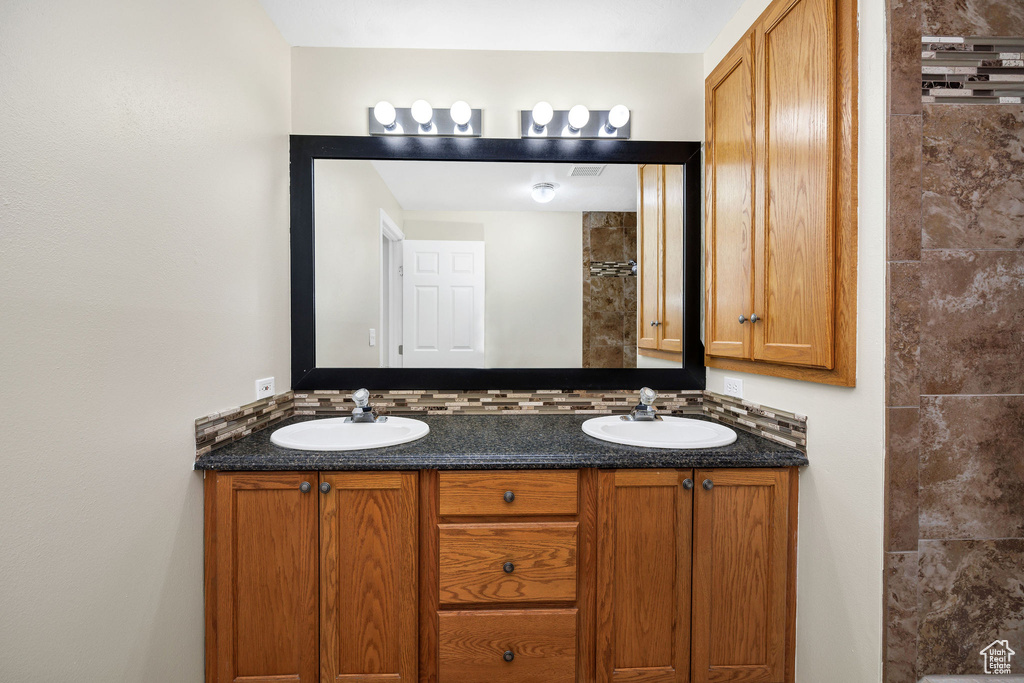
left=402, top=240, right=485, bottom=368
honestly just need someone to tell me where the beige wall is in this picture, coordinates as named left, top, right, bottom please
left=404, top=211, right=584, bottom=367
left=0, top=0, right=290, bottom=679
left=314, top=160, right=405, bottom=367
left=704, top=0, right=887, bottom=681
left=292, top=48, right=705, bottom=139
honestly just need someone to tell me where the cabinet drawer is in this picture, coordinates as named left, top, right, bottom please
left=438, top=609, right=577, bottom=683
left=438, top=470, right=578, bottom=516
left=439, top=523, right=578, bottom=604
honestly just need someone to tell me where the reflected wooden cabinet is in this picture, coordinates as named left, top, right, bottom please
left=205, top=468, right=796, bottom=683
left=638, top=164, right=684, bottom=361
left=704, top=0, right=857, bottom=386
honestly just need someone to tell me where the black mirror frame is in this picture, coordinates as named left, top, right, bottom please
left=290, top=134, right=705, bottom=391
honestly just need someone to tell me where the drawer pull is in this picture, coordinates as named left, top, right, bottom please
left=504, top=490, right=515, bottom=503
left=503, top=650, right=515, bottom=662
left=503, top=561, right=515, bottom=574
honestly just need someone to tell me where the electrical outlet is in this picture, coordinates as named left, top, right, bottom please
left=256, top=377, right=275, bottom=399
left=723, top=376, right=743, bottom=399
left=369, top=328, right=376, bottom=347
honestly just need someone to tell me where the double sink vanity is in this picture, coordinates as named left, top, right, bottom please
left=198, top=391, right=806, bottom=683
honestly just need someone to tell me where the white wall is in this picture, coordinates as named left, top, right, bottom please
left=314, top=160, right=405, bottom=367
left=703, top=1, right=887, bottom=681
left=0, top=0, right=291, bottom=679
left=292, top=48, right=706, bottom=139
left=404, top=211, right=584, bottom=367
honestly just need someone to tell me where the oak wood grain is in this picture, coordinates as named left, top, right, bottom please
left=321, top=471, right=418, bottom=683
left=437, top=609, right=577, bottom=683
left=691, top=469, right=789, bottom=683
left=438, top=523, right=578, bottom=604
left=705, top=33, right=755, bottom=361
left=578, top=468, right=598, bottom=683
left=596, top=470, right=692, bottom=683
left=638, top=164, right=662, bottom=351
left=439, top=470, right=578, bottom=517
left=212, top=471, right=319, bottom=683
left=418, top=470, right=440, bottom=683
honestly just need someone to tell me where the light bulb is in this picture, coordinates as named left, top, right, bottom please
left=607, top=105, right=630, bottom=131
left=531, top=183, right=556, bottom=204
left=411, top=99, right=433, bottom=126
left=567, top=105, right=590, bottom=132
left=450, top=100, right=472, bottom=127
left=532, top=101, right=554, bottom=129
left=373, top=100, right=397, bottom=128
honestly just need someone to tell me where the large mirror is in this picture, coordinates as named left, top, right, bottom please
left=314, top=159, right=680, bottom=370
left=290, top=136, right=704, bottom=390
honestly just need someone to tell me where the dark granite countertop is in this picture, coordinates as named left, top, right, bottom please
left=194, top=414, right=807, bottom=471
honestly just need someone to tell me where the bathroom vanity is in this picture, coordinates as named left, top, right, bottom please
left=198, top=415, right=805, bottom=683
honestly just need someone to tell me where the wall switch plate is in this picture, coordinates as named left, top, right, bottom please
left=369, top=328, right=376, bottom=347
left=723, top=376, right=743, bottom=399
left=256, top=377, right=275, bottom=399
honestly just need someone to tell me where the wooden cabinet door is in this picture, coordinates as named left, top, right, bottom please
left=320, top=471, right=418, bottom=683
left=596, top=470, right=692, bottom=683
left=209, top=471, right=319, bottom=683
left=753, top=0, right=836, bottom=368
left=637, top=164, right=662, bottom=351
left=691, top=469, right=792, bottom=683
left=705, top=33, right=756, bottom=360
left=661, top=164, right=685, bottom=353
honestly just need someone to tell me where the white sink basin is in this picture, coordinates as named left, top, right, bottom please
left=270, top=417, right=429, bottom=451
left=582, top=415, right=737, bottom=449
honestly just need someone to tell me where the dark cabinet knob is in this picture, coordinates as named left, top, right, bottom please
left=504, top=490, right=515, bottom=503
left=503, top=650, right=515, bottom=662
left=682, top=479, right=694, bottom=490
left=750, top=314, right=760, bottom=323
left=299, top=481, right=311, bottom=493
left=738, top=315, right=747, bottom=324
left=702, top=479, right=713, bottom=490
left=503, top=562, right=515, bottom=574
left=320, top=482, right=331, bottom=494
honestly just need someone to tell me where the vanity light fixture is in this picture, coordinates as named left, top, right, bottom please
left=531, top=182, right=557, bottom=204
left=567, top=105, right=590, bottom=133
left=368, top=101, right=482, bottom=136
left=519, top=104, right=631, bottom=139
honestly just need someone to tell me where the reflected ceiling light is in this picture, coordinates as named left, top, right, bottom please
left=567, top=105, right=590, bottom=133
left=531, top=182, right=557, bottom=203
left=450, top=100, right=472, bottom=131
left=532, top=101, right=554, bottom=132
left=606, top=105, right=630, bottom=133
left=373, top=100, right=397, bottom=130
left=411, top=99, right=434, bottom=129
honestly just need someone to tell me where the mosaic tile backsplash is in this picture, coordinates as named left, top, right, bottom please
left=923, top=36, right=1024, bottom=104
left=195, top=389, right=807, bottom=458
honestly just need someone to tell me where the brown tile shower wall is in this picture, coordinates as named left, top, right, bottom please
left=885, top=2, right=1024, bottom=681
left=582, top=211, right=638, bottom=368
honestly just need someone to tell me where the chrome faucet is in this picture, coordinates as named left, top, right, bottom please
left=623, top=387, right=660, bottom=421
left=347, top=388, right=387, bottom=423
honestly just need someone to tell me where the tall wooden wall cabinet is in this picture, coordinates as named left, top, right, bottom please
left=705, top=0, right=857, bottom=386
left=637, top=164, right=685, bottom=362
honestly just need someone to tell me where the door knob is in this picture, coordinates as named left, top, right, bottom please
left=504, top=490, right=515, bottom=503
left=320, top=482, right=331, bottom=494
left=299, top=481, right=311, bottom=493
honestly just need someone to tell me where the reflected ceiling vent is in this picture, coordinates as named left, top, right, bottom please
left=568, top=164, right=606, bottom=177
